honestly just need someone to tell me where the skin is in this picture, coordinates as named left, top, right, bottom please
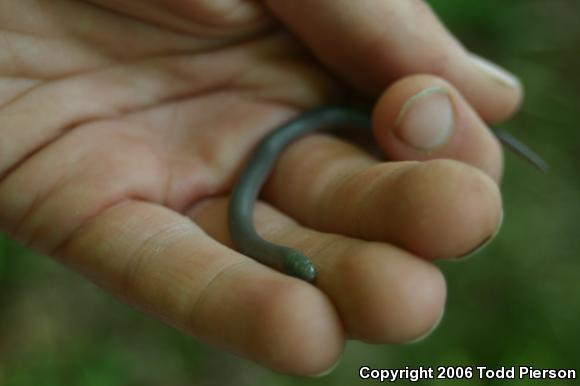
left=0, top=0, right=524, bottom=376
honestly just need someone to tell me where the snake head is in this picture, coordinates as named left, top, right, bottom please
left=282, top=250, right=317, bottom=283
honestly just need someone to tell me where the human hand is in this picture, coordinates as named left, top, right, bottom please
left=0, top=0, right=519, bottom=375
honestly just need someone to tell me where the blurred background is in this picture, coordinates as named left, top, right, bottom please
left=1, top=0, right=579, bottom=385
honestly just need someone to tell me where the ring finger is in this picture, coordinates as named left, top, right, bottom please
left=190, top=197, right=446, bottom=344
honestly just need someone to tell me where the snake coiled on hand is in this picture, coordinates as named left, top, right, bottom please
left=228, top=107, right=547, bottom=282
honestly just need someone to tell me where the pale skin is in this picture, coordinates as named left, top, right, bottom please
left=0, top=0, right=521, bottom=376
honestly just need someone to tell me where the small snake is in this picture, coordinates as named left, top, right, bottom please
left=228, top=107, right=547, bottom=283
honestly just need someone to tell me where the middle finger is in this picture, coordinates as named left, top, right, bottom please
left=262, top=134, right=502, bottom=260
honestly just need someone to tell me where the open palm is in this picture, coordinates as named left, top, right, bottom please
left=0, top=0, right=521, bottom=375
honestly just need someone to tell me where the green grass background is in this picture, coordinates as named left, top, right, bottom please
left=1, top=1, right=579, bottom=385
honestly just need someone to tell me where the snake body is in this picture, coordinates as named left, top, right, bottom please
left=228, top=107, right=545, bottom=283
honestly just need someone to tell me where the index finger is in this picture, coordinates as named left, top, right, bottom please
left=265, top=0, right=522, bottom=123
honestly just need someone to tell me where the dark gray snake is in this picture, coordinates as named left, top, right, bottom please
left=228, top=107, right=547, bottom=282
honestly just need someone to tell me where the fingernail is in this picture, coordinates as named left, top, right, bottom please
left=405, top=308, right=445, bottom=345
left=394, top=87, right=454, bottom=152
left=310, top=354, right=343, bottom=378
left=471, top=54, right=521, bottom=88
left=455, top=209, right=504, bottom=261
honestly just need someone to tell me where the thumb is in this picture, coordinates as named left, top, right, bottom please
left=265, top=0, right=522, bottom=123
